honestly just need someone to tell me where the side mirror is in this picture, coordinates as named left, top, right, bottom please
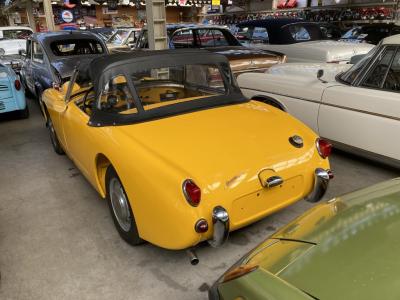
left=317, top=69, right=327, bottom=83
left=0, top=48, right=5, bottom=57
left=18, top=49, right=26, bottom=57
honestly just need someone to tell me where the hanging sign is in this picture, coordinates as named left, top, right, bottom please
left=61, top=10, right=74, bottom=23
left=64, top=0, right=76, bottom=8
left=211, top=0, right=220, bottom=5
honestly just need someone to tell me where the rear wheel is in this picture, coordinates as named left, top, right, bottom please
left=47, top=116, right=64, bottom=155
left=106, top=166, right=143, bottom=246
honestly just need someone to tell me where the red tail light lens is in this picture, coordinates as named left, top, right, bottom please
left=194, top=219, right=208, bottom=233
left=183, top=179, right=201, bottom=207
left=316, top=138, right=332, bottom=159
left=14, top=79, right=21, bottom=91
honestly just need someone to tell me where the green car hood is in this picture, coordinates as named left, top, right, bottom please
left=247, top=178, right=400, bottom=300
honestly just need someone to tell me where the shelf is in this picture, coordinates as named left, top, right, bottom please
left=200, top=2, right=399, bottom=17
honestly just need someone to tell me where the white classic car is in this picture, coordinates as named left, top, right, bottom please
left=238, top=34, right=400, bottom=167
left=236, top=19, right=374, bottom=63
left=0, top=26, right=33, bottom=55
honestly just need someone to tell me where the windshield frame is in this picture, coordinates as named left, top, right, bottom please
left=108, top=29, right=132, bottom=46
left=0, top=29, right=32, bottom=40
left=338, top=43, right=382, bottom=85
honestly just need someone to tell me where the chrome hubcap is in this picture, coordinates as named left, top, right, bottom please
left=109, top=178, right=131, bottom=232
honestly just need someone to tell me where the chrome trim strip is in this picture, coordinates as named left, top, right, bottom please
left=244, top=87, right=320, bottom=104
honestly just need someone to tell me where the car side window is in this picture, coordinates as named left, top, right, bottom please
left=137, top=31, right=148, bottom=49
left=128, top=31, right=137, bottom=45
left=289, top=25, right=311, bottom=41
left=33, top=42, right=44, bottom=63
left=99, top=75, right=137, bottom=114
left=171, top=30, right=194, bottom=48
left=382, top=49, right=400, bottom=92
left=361, top=47, right=396, bottom=89
left=197, top=29, right=229, bottom=47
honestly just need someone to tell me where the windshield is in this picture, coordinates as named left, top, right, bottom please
left=342, top=27, right=364, bottom=40
left=108, top=29, right=130, bottom=45
left=50, top=39, right=105, bottom=56
left=0, top=29, right=32, bottom=40
left=339, top=45, right=379, bottom=84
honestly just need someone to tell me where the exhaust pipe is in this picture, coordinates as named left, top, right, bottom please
left=186, top=248, right=199, bottom=265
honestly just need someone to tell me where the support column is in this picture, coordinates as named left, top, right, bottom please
left=43, top=0, right=55, bottom=31
left=25, top=0, right=36, bottom=32
left=145, top=0, right=168, bottom=50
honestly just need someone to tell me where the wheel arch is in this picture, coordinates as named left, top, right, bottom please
left=250, top=95, right=287, bottom=112
left=95, top=153, right=113, bottom=198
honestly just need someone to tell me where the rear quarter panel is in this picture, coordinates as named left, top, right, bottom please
left=238, top=72, right=325, bottom=132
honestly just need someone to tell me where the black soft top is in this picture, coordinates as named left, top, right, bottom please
left=88, top=49, right=230, bottom=98
left=82, top=49, right=247, bottom=126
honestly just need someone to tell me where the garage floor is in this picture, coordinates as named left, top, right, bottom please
left=1, top=100, right=399, bottom=300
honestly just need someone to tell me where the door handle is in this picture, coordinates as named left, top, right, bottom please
left=265, top=176, right=284, bottom=188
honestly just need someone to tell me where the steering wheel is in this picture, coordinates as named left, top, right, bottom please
left=82, top=87, right=94, bottom=113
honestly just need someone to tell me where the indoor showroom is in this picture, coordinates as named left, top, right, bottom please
left=0, top=0, right=400, bottom=299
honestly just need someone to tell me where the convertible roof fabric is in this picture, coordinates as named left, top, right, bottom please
left=86, top=49, right=247, bottom=126
left=88, top=49, right=229, bottom=93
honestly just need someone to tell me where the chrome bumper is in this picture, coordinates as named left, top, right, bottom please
left=305, top=168, right=333, bottom=203
left=208, top=206, right=230, bottom=248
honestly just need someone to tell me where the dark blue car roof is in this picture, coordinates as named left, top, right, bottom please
left=237, top=18, right=322, bottom=44
left=238, top=18, right=307, bottom=29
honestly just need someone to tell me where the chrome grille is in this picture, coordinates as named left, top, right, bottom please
left=0, top=84, right=8, bottom=91
left=0, top=101, right=5, bottom=111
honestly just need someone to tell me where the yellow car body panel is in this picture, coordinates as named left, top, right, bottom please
left=42, top=87, right=330, bottom=250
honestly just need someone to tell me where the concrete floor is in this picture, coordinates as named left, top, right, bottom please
left=1, top=99, right=399, bottom=300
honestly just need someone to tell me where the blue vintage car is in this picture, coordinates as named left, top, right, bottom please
left=0, top=59, right=28, bottom=118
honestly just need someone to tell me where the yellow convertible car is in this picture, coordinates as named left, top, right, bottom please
left=42, top=50, right=332, bottom=251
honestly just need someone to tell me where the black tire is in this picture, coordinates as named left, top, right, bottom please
left=47, top=116, right=65, bottom=155
left=19, top=105, right=29, bottom=119
left=106, top=166, right=143, bottom=246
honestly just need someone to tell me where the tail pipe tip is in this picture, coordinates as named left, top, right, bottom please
left=186, top=249, right=199, bottom=266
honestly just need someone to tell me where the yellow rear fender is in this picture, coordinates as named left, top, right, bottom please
left=96, top=130, right=202, bottom=249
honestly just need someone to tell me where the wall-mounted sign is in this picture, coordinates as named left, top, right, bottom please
left=211, top=0, right=220, bottom=5
left=178, top=0, right=187, bottom=5
left=61, top=10, right=74, bottom=23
